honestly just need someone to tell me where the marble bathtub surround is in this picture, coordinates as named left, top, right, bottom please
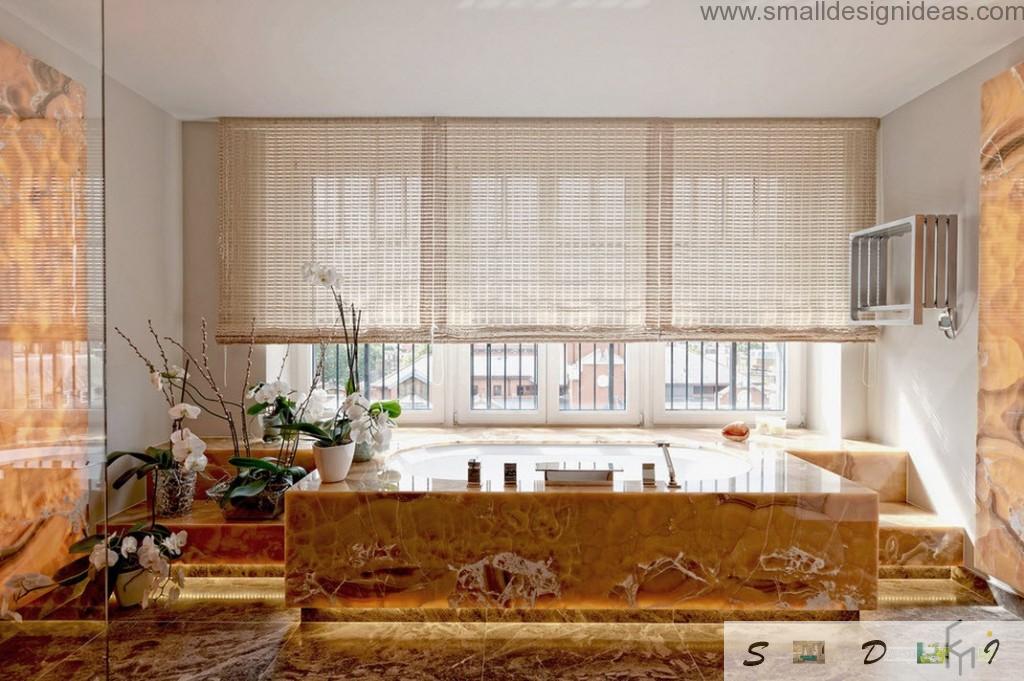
left=978, top=60, right=1024, bottom=597
left=285, top=431, right=879, bottom=613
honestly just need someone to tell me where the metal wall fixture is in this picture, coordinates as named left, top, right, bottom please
left=849, top=214, right=958, bottom=338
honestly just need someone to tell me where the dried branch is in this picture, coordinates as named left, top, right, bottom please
left=164, top=319, right=239, bottom=458
left=238, top=320, right=256, bottom=459
left=114, top=326, right=174, bottom=407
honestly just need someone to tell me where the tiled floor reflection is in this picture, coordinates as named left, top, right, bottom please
left=2, top=578, right=1021, bottom=680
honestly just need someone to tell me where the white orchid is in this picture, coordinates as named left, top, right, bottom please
left=372, top=410, right=394, bottom=451
left=166, top=365, right=187, bottom=380
left=137, top=536, right=162, bottom=572
left=343, top=392, right=370, bottom=420
left=301, top=261, right=318, bottom=282
left=150, top=371, right=164, bottom=392
left=170, top=428, right=207, bottom=467
left=349, top=413, right=373, bottom=445
left=89, top=540, right=118, bottom=571
left=254, top=379, right=291, bottom=405
left=168, top=402, right=201, bottom=420
left=304, top=388, right=333, bottom=421
left=4, top=572, right=54, bottom=599
left=161, top=530, right=188, bottom=557
left=120, top=536, right=138, bottom=558
left=183, top=451, right=208, bottom=473
left=315, top=265, right=338, bottom=288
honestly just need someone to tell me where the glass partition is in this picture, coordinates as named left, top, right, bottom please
left=0, top=0, right=106, bottom=624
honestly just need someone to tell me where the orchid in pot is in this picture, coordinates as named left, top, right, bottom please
left=246, top=380, right=299, bottom=443
left=5, top=525, right=188, bottom=612
left=116, top=319, right=311, bottom=520
left=284, top=390, right=400, bottom=483
left=79, top=525, right=188, bottom=608
left=109, top=325, right=211, bottom=517
left=287, top=263, right=402, bottom=479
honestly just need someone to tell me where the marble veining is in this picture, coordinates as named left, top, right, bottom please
left=978, top=61, right=1024, bottom=595
left=286, top=441, right=878, bottom=613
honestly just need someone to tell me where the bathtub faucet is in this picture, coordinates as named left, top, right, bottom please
left=655, top=441, right=681, bottom=489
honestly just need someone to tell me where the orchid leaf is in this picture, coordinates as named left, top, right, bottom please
left=371, top=400, right=402, bottom=418
left=228, top=457, right=282, bottom=474
left=106, top=451, right=157, bottom=467
left=246, top=402, right=269, bottom=416
left=68, top=535, right=103, bottom=554
left=111, top=467, right=140, bottom=490
left=53, top=556, right=93, bottom=583
left=225, top=478, right=269, bottom=499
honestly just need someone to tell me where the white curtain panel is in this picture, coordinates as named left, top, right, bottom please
left=218, top=117, right=877, bottom=344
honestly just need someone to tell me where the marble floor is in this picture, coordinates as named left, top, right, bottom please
left=1, top=578, right=1019, bottom=681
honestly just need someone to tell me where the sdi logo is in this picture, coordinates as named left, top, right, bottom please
left=726, top=621, right=1014, bottom=679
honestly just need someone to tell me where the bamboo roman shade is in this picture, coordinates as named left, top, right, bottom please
left=219, top=117, right=877, bottom=344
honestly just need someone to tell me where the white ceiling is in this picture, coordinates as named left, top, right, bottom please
left=3, top=0, right=1023, bottom=120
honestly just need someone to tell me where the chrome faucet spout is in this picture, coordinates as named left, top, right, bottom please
left=655, top=441, right=680, bottom=489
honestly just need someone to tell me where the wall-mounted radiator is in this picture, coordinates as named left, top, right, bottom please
left=850, top=214, right=958, bottom=326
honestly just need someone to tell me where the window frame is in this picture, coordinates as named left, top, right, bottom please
left=275, top=341, right=804, bottom=429
left=453, top=344, right=547, bottom=425
left=543, top=343, right=642, bottom=426
left=646, top=341, right=804, bottom=426
left=277, top=343, right=447, bottom=425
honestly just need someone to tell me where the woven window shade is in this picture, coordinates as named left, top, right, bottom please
left=218, top=117, right=877, bottom=344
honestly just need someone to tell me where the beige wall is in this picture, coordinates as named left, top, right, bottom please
left=871, top=37, right=1024, bottom=546
left=105, top=76, right=183, bottom=512
left=0, top=6, right=185, bottom=515
left=183, top=121, right=266, bottom=437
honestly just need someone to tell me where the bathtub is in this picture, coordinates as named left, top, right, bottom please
left=286, top=437, right=878, bottom=613
left=383, top=443, right=752, bottom=491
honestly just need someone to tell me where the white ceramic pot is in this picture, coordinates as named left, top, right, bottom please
left=114, top=568, right=151, bottom=608
left=314, top=442, right=356, bottom=483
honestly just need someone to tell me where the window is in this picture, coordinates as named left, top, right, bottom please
left=469, top=343, right=538, bottom=411
left=663, top=341, right=786, bottom=411
left=558, top=343, right=627, bottom=411
left=308, top=343, right=437, bottom=416
left=284, top=340, right=800, bottom=426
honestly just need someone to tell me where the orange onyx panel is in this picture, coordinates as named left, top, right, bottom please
left=286, top=463, right=878, bottom=612
left=978, top=61, right=1024, bottom=595
left=0, top=37, right=102, bottom=620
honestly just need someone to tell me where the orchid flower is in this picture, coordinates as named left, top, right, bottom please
left=170, top=428, right=207, bottom=467
left=349, top=414, right=373, bottom=445
left=315, top=265, right=338, bottom=288
left=120, top=536, right=138, bottom=558
left=150, top=371, right=164, bottom=392
left=168, top=402, right=201, bottom=420
left=183, top=451, right=208, bottom=473
left=161, top=530, right=188, bottom=557
left=138, top=536, right=162, bottom=572
left=89, top=540, right=118, bottom=571
left=343, top=392, right=370, bottom=420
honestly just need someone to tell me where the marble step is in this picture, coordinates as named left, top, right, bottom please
left=195, top=442, right=314, bottom=496
left=106, top=500, right=284, bottom=565
left=780, top=440, right=908, bottom=502
left=108, top=500, right=964, bottom=574
left=879, top=501, right=964, bottom=568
